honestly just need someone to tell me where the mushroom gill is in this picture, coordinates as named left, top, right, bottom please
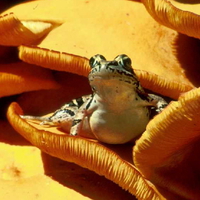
left=7, top=102, right=165, bottom=200
left=134, top=69, right=194, bottom=99
left=19, top=45, right=90, bottom=77
left=0, top=61, right=59, bottom=97
left=0, top=13, right=54, bottom=46
left=18, top=45, right=194, bottom=99
left=2, top=0, right=197, bottom=93
left=134, top=87, right=200, bottom=199
left=141, top=0, right=200, bottom=39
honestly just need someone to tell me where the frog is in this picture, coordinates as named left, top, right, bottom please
left=20, top=54, right=168, bottom=144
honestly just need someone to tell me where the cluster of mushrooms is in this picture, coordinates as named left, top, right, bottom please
left=0, top=0, right=200, bottom=199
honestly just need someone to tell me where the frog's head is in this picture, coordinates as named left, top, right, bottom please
left=88, top=54, right=144, bottom=100
left=89, top=54, right=135, bottom=78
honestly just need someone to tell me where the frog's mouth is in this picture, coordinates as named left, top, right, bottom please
left=89, top=64, right=134, bottom=77
left=88, top=73, right=139, bottom=86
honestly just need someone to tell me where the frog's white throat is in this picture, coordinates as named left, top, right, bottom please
left=91, top=79, right=145, bottom=112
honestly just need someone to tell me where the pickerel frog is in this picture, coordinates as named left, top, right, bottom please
left=21, top=54, right=167, bottom=144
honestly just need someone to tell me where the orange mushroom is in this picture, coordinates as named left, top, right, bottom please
left=17, top=71, right=91, bottom=116
left=0, top=13, right=54, bottom=46
left=134, top=87, right=200, bottom=199
left=0, top=61, right=59, bottom=97
left=7, top=102, right=165, bottom=200
left=19, top=46, right=194, bottom=99
left=0, top=121, right=134, bottom=200
left=0, top=0, right=198, bottom=96
left=141, top=0, right=200, bottom=39
left=0, top=0, right=200, bottom=199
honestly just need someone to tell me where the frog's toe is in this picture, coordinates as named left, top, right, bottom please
left=20, top=115, right=32, bottom=119
left=40, top=121, right=52, bottom=126
left=20, top=115, right=47, bottom=122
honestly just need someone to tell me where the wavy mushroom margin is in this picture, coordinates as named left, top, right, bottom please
left=7, top=102, right=165, bottom=200
left=134, top=87, right=200, bottom=199
left=141, top=0, right=200, bottom=39
left=18, top=45, right=194, bottom=100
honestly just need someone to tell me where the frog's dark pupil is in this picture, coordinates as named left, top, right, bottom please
left=122, top=57, right=131, bottom=67
left=98, top=54, right=106, bottom=61
left=89, top=57, right=96, bottom=68
left=120, top=56, right=134, bottom=74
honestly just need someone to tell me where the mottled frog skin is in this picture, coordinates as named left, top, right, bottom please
left=21, top=54, right=167, bottom=144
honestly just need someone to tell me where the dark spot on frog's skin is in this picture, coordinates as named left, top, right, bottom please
left=106, top=66, right=115, bottom=73
left=72, top=119, right=82, bottom=126
left=115, top=86, right=119, bottom=93
left=135, top=97, right=138, bottom=101
left=124, top=80, right=131, bottom=84
left=49, top=108, right=75, bottom=120
left=97, top=65, right=102, bottom=72
left=116, top=70, right=133, bottom=77
left=76, top=97, right=85, bottom=108
left=91, top=86, right=96, bottom=92
left=66, top=109, right=76, bottom=116
left=86, top=97, right=93, bottom=110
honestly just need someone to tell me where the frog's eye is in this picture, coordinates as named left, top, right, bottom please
left=115, top=54, right=133, bottom=73
left=89, top=54, right=106, bottom=68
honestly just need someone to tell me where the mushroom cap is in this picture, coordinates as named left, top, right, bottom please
left=1, top=0, right=200, bottom=199
left=1, top=0, right=198, bottom=99
left=0, top=61, right=59, bottom=97
left=7, top=102, right=165, bottom=200
left=134, top=87, right=200, bottom=199
left=0, top=121, right=134, bottom=200
left=141, top=0, right=200, bottom=39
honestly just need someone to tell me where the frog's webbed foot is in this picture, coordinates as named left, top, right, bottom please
left=148, top=94, right=168, bottom=113
left=20, top=107, right=76, bottom=130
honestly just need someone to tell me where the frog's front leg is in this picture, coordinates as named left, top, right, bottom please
left=70, top=109, right=87, bottom=136
left=70, top=96, right=96, bottom=139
